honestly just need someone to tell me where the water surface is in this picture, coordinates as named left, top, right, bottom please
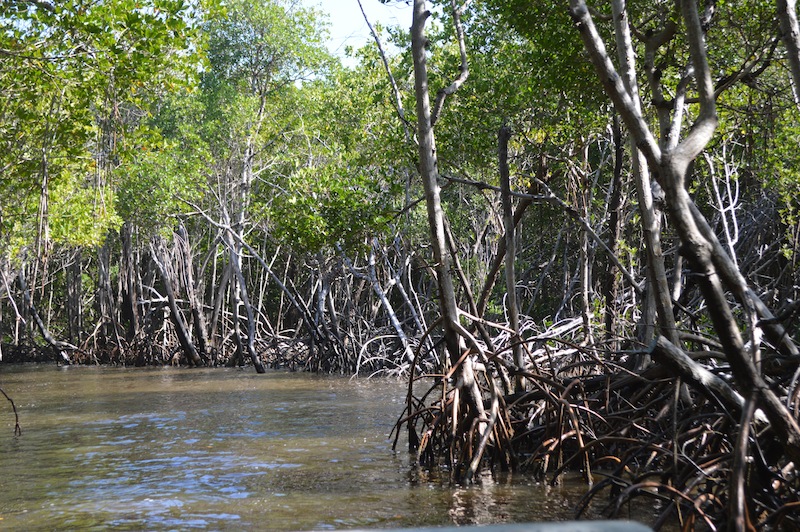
left=0, top=365, right=604, bottom=530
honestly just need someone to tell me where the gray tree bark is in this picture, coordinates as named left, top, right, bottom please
left=411, top=0, right=487, bottom=466
left=611, top=0, right=678, bottom=357
left=570, top=0, right=800, bottom=460
left=150, top=240, right=203, bottom=368
left=176, top=224, right=212, bottom=362
left=499, top=125, right=524, bottom=391
left=120, top=223, right=139, bottom=342
left=66, top=248, right=83, bottom=344
left=411, top=0, right=462, bottom=362
left=18, top=266, right=73, bottom=364
left=778, top=0, right=800, bottom=106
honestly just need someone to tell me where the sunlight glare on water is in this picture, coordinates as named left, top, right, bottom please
left=0, top=365, right=614, bottom=530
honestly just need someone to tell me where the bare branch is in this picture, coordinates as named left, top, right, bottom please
left=356, top=0, right=413, bottom=137
left=669, top=0, right=718, bottom=171
left=430, top=0, right=470, bottom=126
left=0, top=387, right=22, bottom=436
left=651, top=336, right=765, bottom=423
left=568, top=0, right=662, bottom=167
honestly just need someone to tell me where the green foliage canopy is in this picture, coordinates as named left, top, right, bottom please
left=0, top=0, right=214, bottom=254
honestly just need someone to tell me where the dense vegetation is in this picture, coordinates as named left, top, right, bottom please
left=2, top=0, right=800, bottom=528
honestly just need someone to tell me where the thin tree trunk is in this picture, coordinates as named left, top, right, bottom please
left=778, top=0, right=800, bottom=107
left=97, top=235, right=125, bottom=355
left=604, top=115, right=624, bottom=350
left=210, top=262, right=231, bottom=355
left=499, top=125, right=524, bottom=391
left=342, top=246, right=416, bottom=365
left=67, top=248, right=83, bottom=344
left=411, top=0, right=462, bottom=362
left=578, top=147, right=593, bottom=345
left=476, top=155, right=546, bottom=318
left=150, top=240, right=203, bottom=367
left=230, top=269, right=245, bottom=368
left=411, top=0, right=488, bottom=473
left=316, top=254, right=341, bottom=347
left=223, top=231, right=265, bottom=373
left=387, top=239, right=431, bottom=345
left=18, top=266, right=73, bottom=364
left=176, top=224, right=211, bottom=361
left=98, top=237, right=115, bottom=341
left=611, top=0, right=679, bottom=356
left=571, top=0, right=800, bottom=460
left=120, top=223, right=139, bottom=341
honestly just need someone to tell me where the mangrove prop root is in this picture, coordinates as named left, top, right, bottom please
left=398, top=325, right=800, bottom=529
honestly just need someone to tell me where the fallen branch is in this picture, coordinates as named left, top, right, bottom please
left=0, top=386, right=21, bottom=436
left=18, top=268, right=76, bottom=365
left=650, top=336, right=766, bottom=423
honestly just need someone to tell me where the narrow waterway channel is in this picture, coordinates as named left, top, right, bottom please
left=0, top=365, right=620, bottom=530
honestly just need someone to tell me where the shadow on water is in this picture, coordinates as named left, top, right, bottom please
left=0, top=365, right=657, bottom=530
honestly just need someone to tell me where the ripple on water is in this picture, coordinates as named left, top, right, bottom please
left=0, top=367, right=627, bottom=530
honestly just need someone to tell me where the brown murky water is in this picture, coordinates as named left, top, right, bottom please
left=0, top=365, right=631, bottom=530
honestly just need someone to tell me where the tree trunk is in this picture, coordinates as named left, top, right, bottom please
left=570, top=0, right=800, bottom=460
left=150, top=240, right=203, bottom=368
left=388, top=238, right=430, bottom=341
left=610, top=0, right=679, bottom=356
left=499, top=125, right=524, bottom=391
left=777, top=0, right=800, bottom=107
left=477, top=154, right=546, bottom=318
left=18, top=266, right=73, bottom=364
left=120, top=223, right=140, bottom=342
left=66, top=248, right=83, bottom=344
left=230, top=266, right=245, bottom=368
left=604, top=115, right=624, bottom=351
left=97, top=237, right=116, bottom=342
left=411, top=0, right=462, bottom=364
left=176, top=224, right=211, bottom=362
left=223, top=230, right=265, bottom=373
left=578, top=145, right=594, bottom=345
left=341, top=246, right=416, bottom=366
left=411, top=0, right=488, bottom=474
left=210, top=261, right=231, bottom=357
